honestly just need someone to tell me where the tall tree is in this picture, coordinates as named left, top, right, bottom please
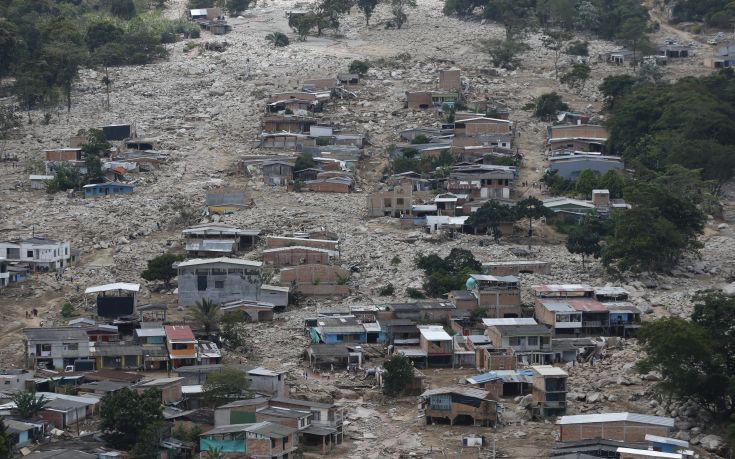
left=141, top=253, right=185, bottom=288
left=357, top=0, right=379, bottom=24
left=189, top=299, right=221, bottom=336
left=0, top=416, right=11, bottom=459
left=575, top=169, right=598, bottom=198
left=559, top=63, right=591, bottom=92
left=541, top=29, right=573, bottom=78
left=565, top=217, right=603, bottom=267
left=391, top=0, right=417, bottom=29
left=202, top=366, right=252, bottom=405
left=466, top=200, right=517, bottom=242
left=383, top=354, right=414, bottom=396
left=516, top=196, right=552, bottom=250
left=100, top=388, right=164, bottom=450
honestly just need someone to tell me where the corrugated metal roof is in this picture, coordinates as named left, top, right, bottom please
left=176, top=258, right=262, bottom=268
left=615, top=448, right=681, bottom=458
left=164, top=325, right=195, bottom=341
left=644, top=434, right=689, bottom=447
left=539, top=301, right=577, bottom=312
left=397, top=348, right=427, bottom=357
left=85, top=282, right=140, bottom=294
left=470, top=274, right=519, bottom=283
left=185, top=240, right=236, bottom=253
left=420, top=387, right=490, bottom=399
left=418, top=325, right=452, bottom=341
left=482, top=318, right=537, bottom=327
left=557, top=413, right=674, bottom=427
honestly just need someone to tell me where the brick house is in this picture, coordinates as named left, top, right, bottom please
left=558, top=413, right=674, bottom=443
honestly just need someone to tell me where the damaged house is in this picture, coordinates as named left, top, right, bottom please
left=420, top=387, right=497, bottom=427
left=175, top=258, right=263, bottom=306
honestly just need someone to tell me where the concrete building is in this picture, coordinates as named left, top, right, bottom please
left=467, top=274, right=522, bottom=318
left=532, top=365, right=568, bottom=418
left=367, top=187, right=413, bottom=217
left=23, top=327, right=90, bottom=370
left=420, top=387, right=497, bottom=426
left=175, top=258, right=263, bottom=306
left=0, top=237, right=72, bottom=272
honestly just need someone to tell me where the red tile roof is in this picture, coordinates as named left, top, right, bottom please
left=164, top=325, right=195, bottom=341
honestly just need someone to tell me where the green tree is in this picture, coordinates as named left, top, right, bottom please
left=61, top=302, right=74, bottom=318
left=382, top=354, right=414, bottom=396
left=391, top=0, right=417, bottom=29
left=130, top=420, right=163, bottom=459
left=481, top=38, right=529, bottom=70
left=107, top=0, right=137, bottom=19
left=0, top=416, right=11, bottom=459
left=202, top=366, right=252, bottom=405
left=265, top=32, right=290, bottom=47
left=100, top=388, right=164, bottom=450
left=565, top=40, right=588, bottom=56
left=294, top=152, right=316, bottom=171
left=357, top=0, right=379, bottom=24
left=541, top=29, right=573, bottom=78
left=411, top=134, right=429, bottom=144
left=189, top=299, right=222, bottom=337
left=601, top=207, right=689, bottom=272
left=227, top=0, right=255, bottom=16
left=0, top=18, right=18, bottom=79
left=349, top=59, right=370, bottom=74
left=559, top=63, right=591, bottom=92
left=599, top=74, right=636, bottom=110
left=141, top=253, right=185, bottom=288
left=485, top=0, right=536, bottom=40
left=530, top=92, right=568, bottom=119
left=575, top=169, right=598, bottom=198
left=47, top=163, right=83, bottom=193
left=565, top=217, right=603, bottom=267
left=12, top=392, right=48, bottom=419
left=617, top=17, right=651, bottom=66
left=598, top=170, right=624, bottom=198
left=0, top=105, right=21, bottom=157
left=465, top=200, right=517, bottom=242
left=516, top=196, right=552, bottom=250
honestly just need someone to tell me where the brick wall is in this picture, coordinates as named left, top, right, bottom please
left=263, top=248, right=330, bottom=267
left=560, top=421, right=671, bottom=443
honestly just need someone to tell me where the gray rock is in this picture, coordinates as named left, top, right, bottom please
left=700, top=434, right=723, bottom=452
left=586, top=392, right=602, bottom=403
left=723, top=281, right=735, bottom=297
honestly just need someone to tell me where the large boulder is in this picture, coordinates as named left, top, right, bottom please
left=700, top=434, right=724, bottom=452
left=722, top=281, right=735, bottom=297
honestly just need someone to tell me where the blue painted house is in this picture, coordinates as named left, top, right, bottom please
left=83, top=183, right=134, bottom=198
left=5, top=419, right=39, bottom=447
left=313, top=316, right=367, bottom=344
left=200, top=421, right=298, bottom=457
left=645, top=433, right=690, bottom=454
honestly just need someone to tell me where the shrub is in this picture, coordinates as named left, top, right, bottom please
left=379, top=283, right=395, bottom=296
left=390, top=255, right=401, bottom=266
left=410, top=134, right=429, bottom=144
left=266, top=32, right=290, bottom=47
left=61, top=303, right=74, bottom=318
left=349, top=59, right=370, bottom=74
left=406, top=287, right=425, bottom=299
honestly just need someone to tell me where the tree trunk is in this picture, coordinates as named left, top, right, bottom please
left=528, top=217, right=532, bottom=251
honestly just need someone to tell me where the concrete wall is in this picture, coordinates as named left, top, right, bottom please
left=266, top=237, right=338, bottom=251
left=263, top=248, right=330, bottom=267
left=550, top=158, right=623, bottom=180
left=177, top=267, right=261, bottom=306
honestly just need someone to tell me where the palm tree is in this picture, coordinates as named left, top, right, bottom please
left=189, top=299, right=221, bottom=337
left=265, top=32, right=290, bottom=47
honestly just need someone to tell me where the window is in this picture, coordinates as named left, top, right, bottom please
left=65, top=248, right=68, bottom=255
left=509, top=337, right=520, bottom=346
left=311, top=410, right=321, bottom=421
left=27, top=250, right=33, bottom=258
left=527, top=336, right=538, bottom=346
left=271, top=438, right=276, bottom=448
left=396, top=198, right=404, bottom=206
left=172, top=343, right=190, bottom=350
left=63, top=343, right=78, bottom=351
left=41, top=344, right=52, bottom=352
left=214, top=280, right=224, bottom=289
left=197, top=275, right=207, bottom=291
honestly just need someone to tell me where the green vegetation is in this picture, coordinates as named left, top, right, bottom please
left=565, top=215, right=604, bottom=267
left=527, top=92, right=568, bottom=119
left=349, top=59, right=370, bottom=74
left=382, top=354, right=415, bottom=396
left=481, top=38, right=529, bottom=70
left=0, top=417, right=11, bottom=459
left=406, top=287, right=426, bottom=299
left=565, top=40, right=588, bottom=56
left=357, top=0, right=380, bottom=24
left=294, top=152, right=317, bottom=171
left=12, top=392, right=48, bottom=418
left=141, top=252, right=185, bottom=288
left=465, top=200, right=518, bottom=242
left=189, top=299, right=222, bottom=336
left=379, top=283, right=396, bottom=296
left=541, top=29, right=573, bottom=78
left=671, top=0, right=734, bottom=28
left=390, top=255, right=402, bottom=266
left=266, top=31, right=290, bottom=47
left=606, top=69, right=735, bottom=192
left=559, top=63, right=591, bottom=92
left=516, top=196, right=553, bottom=249
left=410, top=134, right=430, bottom=144
left=416, top=248, right=482, bottom=297
left=0, top=1, right=199, bottom=118
left=100, top=388, right=163, bottom=451
left=392, top=149, right=457, bottom=176
left=391, top=0, right=417, bottom=28
left=203, top=366, right=252, bottom=405
left=61, top=302, right=75, bottom=318
left=220, top=311, right=249, bottom=352
left=638, top=294, right=735, bottom=436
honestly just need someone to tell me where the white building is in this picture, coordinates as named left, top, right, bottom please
left=0, top=237, right=72, bottom=272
